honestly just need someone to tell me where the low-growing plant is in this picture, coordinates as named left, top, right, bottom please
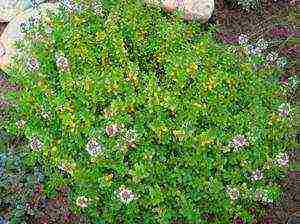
left=3, top=0, right=296, bottom=223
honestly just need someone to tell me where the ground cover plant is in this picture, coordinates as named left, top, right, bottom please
left=1, top=0, right=296, bottom=223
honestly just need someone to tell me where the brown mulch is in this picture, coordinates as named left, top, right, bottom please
left=212, top=0, right=297, bottom=76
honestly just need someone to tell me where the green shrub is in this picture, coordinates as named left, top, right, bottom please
left=3, top=0, right=295, bottom=223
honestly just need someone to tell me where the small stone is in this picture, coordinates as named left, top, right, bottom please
left=181, top=0, right=214, bottom=22
left=162, top=0, right=176, bottom=12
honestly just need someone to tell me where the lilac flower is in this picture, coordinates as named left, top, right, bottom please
left=274, top=152, right=289, bottom=167
left=251, top=169, right=264, bottom=181
left=63, top=212, right=75, bottom=222
left=175, top=0, right=184, bottom=7
left=255, top=189, right=273, bottom=204
left=265, top=51, right=279, bottom=64
left=0, top=216, right=8, bottom=224
left=27, top=57, right=40, bottom=72
left=55, top=55, right=70, bottom=71
left=217, top=32, right=238, bottom=44
left=123, top=129, right=138, bottom=144
left=226, top=186, right=240, bottom=201
left=60, top=0, right=73, bottom=9
left=0, top=42, right=5, bottom=57
left=76, top=196, right=90, bottom=208
left=276, top=57, right=288, bottom=69
left=58, top=161, right=75, bottom=175
left=271, top=26, right=292, bottom=38
left=28, top=14, right=42, bottom=27
left=20, top=21, right=32, bottom=33
left=246, top=44, right=262, bottom=55
left=106, top=124, right=122, bottom=137
left=86, top=138, right=103, bottom=156
left=229, top=135, right=249, bottom=150
left=256, top=38, right=268, bottom=50
left=45, top=26, right=53, bottom=35
left=278, top=103, right=290, bottom=117
left=60, top=0, right=82, bottom=12
left=16, top=119, right=26, bottom=129
left=91, top=2, right=104, bottom=16
left=238, top=34, right=248, bottom=45
left=280, top=45, right=298, bottom=57
left=30, top=137, right=43, bottom=151
left=116, top=186, right=136, bottom=204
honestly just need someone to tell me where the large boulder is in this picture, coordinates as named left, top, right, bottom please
left=0, top=0, right=39, bottom=22
left=145, top=0, right=214, bottom=22
left=0, top=3, right=59, bottom=70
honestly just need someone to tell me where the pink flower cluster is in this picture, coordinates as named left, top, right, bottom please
left=229, top=135, right=249, bottom=151
left=106, top=123, right=123, bottom=137
left=27, top=57, right=40, bottom=72
left=251, top=169, right=263, bottom=181
left=274, top=152, right=289, bottom=167
left=271, top=26, right=293, bottom=38
left=30, top=137, right=43, bottom=151
left=116, top=186, right=136, bottom=204
left=55, top=54, right=70, bottom=72
left=278, top=103, right=291, bottom=117
left=86, top=138, right=103, bottom=156
left=217, top=32, right=238, bottom=44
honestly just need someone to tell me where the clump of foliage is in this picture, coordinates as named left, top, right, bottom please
left=3, top=0, right=295, bottom=223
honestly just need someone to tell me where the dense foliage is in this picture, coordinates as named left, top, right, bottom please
left=3, top=0, right=295, bottom=223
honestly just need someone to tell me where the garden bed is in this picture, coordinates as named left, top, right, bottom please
left=0, top=1, right=298, bottom=223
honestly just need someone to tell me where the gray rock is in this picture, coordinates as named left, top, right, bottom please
left=0, top=0, right=38, bottom=22
left=0, top=3, right=59, bottom=71
left=145, top=0, right=214, bottom=22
